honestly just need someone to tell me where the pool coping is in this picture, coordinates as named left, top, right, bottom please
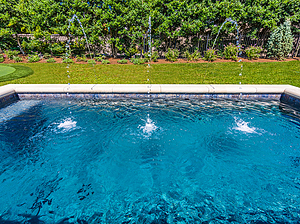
left=0, top=84, right=300, bottom=107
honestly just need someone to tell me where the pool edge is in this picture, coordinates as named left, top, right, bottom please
left=0, top=84, right=300, bottom=108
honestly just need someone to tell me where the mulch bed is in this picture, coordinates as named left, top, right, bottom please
left=1, top=55, right=300, bottom=65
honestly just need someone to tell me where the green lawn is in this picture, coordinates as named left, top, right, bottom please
left=1, top=61, right=300, bottom=87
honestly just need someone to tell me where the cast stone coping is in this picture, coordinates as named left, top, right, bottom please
left=2, top=84, right=299, bottom=95
left=0, top=86, right=16, bottom=98
left=283, top=88, right=300, bottom=100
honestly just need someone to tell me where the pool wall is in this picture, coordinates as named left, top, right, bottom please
left=0, top=84, right=299, bottom=107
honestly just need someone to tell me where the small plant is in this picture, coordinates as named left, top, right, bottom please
left=267, top=20, right=294, bottom=60
left=244, top=45, right=262, bottom=60
left=43, top=53, right=51, bottom=59
left=145, top=51, right=159, bottom=62
left=130, top=58, right=146, bottom=65
left=165, top=48, right=179, bottom=62
left=151, top=51, right=159, bottom=62
left=0, top=54, right=4, bottom=63
left=27, top=55, right=40, bottom=63
left=46, top=58, right=56, bottom=63
left=203, top=49, right=217, bottom=62
left=223, top=43, right=239, bottom=61
left=5, top=50, right=19, bottom=59
left=184, top=49, right=201, bottom=61
left=117, top=59, right=128, bottom=64
left=13, top=56, right=23, bottom=62
left=62, top=58, right=74, bottom=63
left=87, top=59, right=96, bottom=65
left=101, top=59, right=110, bottom=64
left=94, top=55, right=106, bottom=62
left=76, top=55, right=87, bottom=62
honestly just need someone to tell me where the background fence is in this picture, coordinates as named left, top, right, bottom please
left=9, top=33, right=300, bottom=58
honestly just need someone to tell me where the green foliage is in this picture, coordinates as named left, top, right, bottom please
left=151, top=51, right=159, bottom=62
left=62, top=58, right=74, bottom=63
left=43, top=53, right=51, bottom=59
left=245, top=45, right=262, bottom=60
left=76, top=56, right=87, bottom=62
left=117, top=59, right=128, bottom=64
left=184, top=49, right=201, bottom=61
left=101, top=59, right=110, bottom=65
left=223, top=43, right=239, bottom=61
left=46, top=58, right=56, bottom=63
left=131, top=58, right=146, bottom=65
left=0, top=0, right=299, bottom=56
left=267, top=20, right=294, bottom=60
left=50, top=43, right=65, bottom=55
left=87, top=59, right=96, bottom=65
left=203, top=49, right=217, bottom=62
left=13, top=56, right=22, bottom=62
left=0, top=54, right=4, bottom=63
left=4, top=50, right=19, bottom=60
left=145, top=51, right=159, bottom=62
left=165, top=48, right=179, bottom=62
left=27, top=55, right=40, bottom=63
left=94, top=56, right=106, bottom=62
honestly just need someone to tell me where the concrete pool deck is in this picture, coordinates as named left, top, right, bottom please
left=0, top=84, right=300, bottom=107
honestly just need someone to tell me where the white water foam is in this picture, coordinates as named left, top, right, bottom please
left=139, top=114, right=157, bottom=137
left=58, top=118, right=77, bottom=131
left=233, top=117, right=256, bottom=134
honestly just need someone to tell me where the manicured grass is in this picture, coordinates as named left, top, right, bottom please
left=0, top=64, right=34, bottom=82
left=0, top=65, right=16, bottom=77
left=1, top=61, right=299, bottom=87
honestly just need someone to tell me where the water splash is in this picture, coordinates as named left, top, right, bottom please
left=139, top=114, right=157, bottom=137
left=68, top=14, right=93, bottom=59
left=212, top=17, right=240, bottom=50
left=233, top=117, right=256, bottom=134
left=58, top=118, right=77, bottom=131
left=212, top=18, right=243, bottom=93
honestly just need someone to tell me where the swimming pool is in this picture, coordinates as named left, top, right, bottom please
left=0, top=98, right=299, bottom=223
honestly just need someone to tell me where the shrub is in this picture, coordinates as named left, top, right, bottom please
left=151, top=51, right=159, bottom=62
left=76, top=55, right=87, bottom=62
left=50, top=43, right=65, bottom=55
left=223, top=43, right=239, bottom=61
left=62, top=58, right=74, bottom=63
left=244, top=45, right=262, bottom=60
left=0, top=54, right=4, bottom=63
left=5, top=50, right=19, bottom=60
left=165, top=48, right=179, bottom=62
left=47, top=58, right=56, bottom=63
left=203, top=49, right=217, bottom=62
left=184, top=49, right=201, bottom=61
left=13, top=56, right=23, bottom=62
left=131, top=58, right=146, bottom=65
left=145, top=51, right=159, bottom=62
left=117, top=59, right=128, bottom=64
left=87, top=59, right=96, bottom=65
left=43, top=53, right=51, bottom=59
left=101, top=59, right=110, bottom=64
left=95, top=56, right=105, bottom=62
left=27, top=55, right=40, bottom=63
left=267, top=20, right=294, bottom=60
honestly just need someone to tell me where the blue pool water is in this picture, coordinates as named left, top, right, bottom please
left=0, top=99, right=300, bottom=223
